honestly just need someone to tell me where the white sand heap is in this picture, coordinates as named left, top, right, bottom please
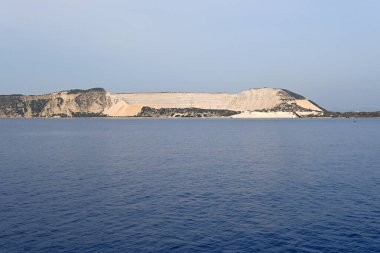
left=105, top=88, right=323, bottom=118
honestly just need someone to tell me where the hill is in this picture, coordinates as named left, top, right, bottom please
left=0, top=88, right=325, bottom=118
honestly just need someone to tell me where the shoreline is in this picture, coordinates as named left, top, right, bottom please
left=1, top=116, right=380, bottom=120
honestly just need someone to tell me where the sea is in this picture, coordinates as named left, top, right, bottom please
left=0, top=119, right=379, bottom=252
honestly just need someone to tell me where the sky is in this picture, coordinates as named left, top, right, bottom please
left=0, top=0, right=379, bottom=111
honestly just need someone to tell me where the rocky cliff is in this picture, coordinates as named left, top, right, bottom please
left=0, top=88, right=110, bottom=118
left=0, top=88, right=325, bottom=118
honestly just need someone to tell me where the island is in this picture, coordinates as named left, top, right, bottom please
left=0, top=88, right=378, bottom=118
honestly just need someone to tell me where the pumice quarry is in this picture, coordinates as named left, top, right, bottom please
left=0, top=87, right=328, bottom=118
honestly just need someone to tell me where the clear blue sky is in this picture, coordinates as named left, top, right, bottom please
left=1, top=0, right=379, bottom=111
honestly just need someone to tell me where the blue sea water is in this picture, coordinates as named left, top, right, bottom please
left=0, top=118, right=379, bottom=253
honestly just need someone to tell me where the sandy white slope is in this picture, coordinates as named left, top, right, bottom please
left=104, top=88, right=323, bottom=118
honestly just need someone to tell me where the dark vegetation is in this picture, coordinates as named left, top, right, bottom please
left=71, top=112, right=106, bottom=117
left=256, top=102, right=315, bottom=112
left=281, top=90, right=305, bottom=99
left=318, top=111, right=380, bottom=118
left=137, top=107, right=240, bottom=118
left=67, top=88, right=106, bottom=95
left=50, top=114, right=70, bottom=118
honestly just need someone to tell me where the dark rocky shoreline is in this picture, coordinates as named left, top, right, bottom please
left=305, top=111, right=380, bottom=118
left=136, top=107, right=241, bottom=118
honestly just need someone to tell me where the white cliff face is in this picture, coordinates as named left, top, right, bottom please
left=0, top=88, right=324, bottom=118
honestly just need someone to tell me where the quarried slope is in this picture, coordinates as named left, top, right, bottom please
left=0, top=88, right=324, bottom=118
